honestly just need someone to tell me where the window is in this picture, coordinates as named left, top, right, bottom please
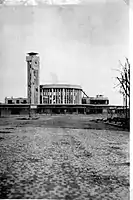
left=16, top=100, right=19, bottom=104
left=8, top=100, right=12, bottom=104
left=23, top=100, right=27, bottom=104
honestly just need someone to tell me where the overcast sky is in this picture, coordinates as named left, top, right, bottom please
left=0, top=1, right=129, bottom=105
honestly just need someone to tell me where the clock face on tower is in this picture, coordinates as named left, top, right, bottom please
left=32, top=57, right=39, bottom=69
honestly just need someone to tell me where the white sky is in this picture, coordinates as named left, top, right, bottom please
left=0, top=1, right=129, bottom=105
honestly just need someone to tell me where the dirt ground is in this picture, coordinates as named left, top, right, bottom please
left=0, top=114, right=130, bottom=199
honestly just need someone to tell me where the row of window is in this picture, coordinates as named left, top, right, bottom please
left=42, top=96, right=81, bottom=104
left=82, top=99, right=109, bottom=105
left=41, top=89, right=80, bottom=94
left=7, top=99, right=27, bottom=104
left=42, top=92, right=81, bottom=97
left=42, top=88, right=74, bottom=92
left=90, top=100, right=109, bottom=104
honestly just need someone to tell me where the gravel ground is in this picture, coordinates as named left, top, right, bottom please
left=0, top=115, right=129, bottom=199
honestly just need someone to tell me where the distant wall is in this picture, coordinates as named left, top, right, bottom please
left=0, top=109, right=11, bottom=117
left=0, top=105, right=124, bottom=117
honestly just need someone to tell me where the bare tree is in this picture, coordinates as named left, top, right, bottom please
left=115, top=58, right=130, bottom=119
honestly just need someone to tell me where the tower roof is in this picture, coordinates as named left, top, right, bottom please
left=27, top=52, right=38, bottom=56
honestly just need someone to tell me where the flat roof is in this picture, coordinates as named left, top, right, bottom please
left=5, top=97, right=27, bottom=99
left=0, top=104, right=124, bottom=109
left=40, top=84, right=82, bottom=90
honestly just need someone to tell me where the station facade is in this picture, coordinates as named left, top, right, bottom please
left=4, top=53, right=109, bottom=110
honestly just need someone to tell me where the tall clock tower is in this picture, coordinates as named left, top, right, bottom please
left=26, top=52, right=40, bottom=105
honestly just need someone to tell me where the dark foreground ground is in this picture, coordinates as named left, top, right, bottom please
left=0, top=114, right=129, bottom=199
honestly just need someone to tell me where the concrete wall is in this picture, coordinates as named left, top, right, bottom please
left=27, top=54, right=40, bottom=105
